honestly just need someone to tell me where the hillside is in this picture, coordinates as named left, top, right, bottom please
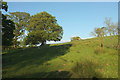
left=2, top=36, right=118, bottom=78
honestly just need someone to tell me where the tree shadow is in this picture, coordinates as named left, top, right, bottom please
left=2, top=43, right=72, bottom=77
left=15, top=70, right=72, bottom=78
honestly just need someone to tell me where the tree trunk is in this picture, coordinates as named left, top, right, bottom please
left=110, top=32, right=111, bottom=36
left=41, top=41, right=46, bottom=46
left=14, top=36, right=18, bottom=48
left=14, top=44, right=17, bottom=48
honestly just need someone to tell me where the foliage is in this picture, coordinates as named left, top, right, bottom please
left=111, top=23, right=118, bottom=35
left=2, top=14, right=15, bottom=46
left=7, top=12, right=30, bottom=48
left=2, top=1, right=15, bottom=48
left=2, top=1, right=8, bottom=12
left=91, top=17, right=118, bottom=38
left=104, top=17, right=118, bottom=36
left=90, top=17, right=118, bottom=49
left=101, top=27, right=107, bottom=37
left=26, top=11, right=63, bottom=46
left=104, top=17, right=112, bottom=36
left=71, top=36, right=80, bottom=41
left=91, top=27, right=104, bottom=37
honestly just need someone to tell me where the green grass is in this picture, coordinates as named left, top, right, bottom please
left=2, top=36, right=118, bottom=78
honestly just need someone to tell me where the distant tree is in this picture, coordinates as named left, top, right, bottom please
left=115, top=23, right=119, bottom=35
left=101, top=27, right=107, bottom=37
left=91, top=27, right=104, bottom=48
left=90, top=17, right=118, bottom=48
left=111, top=23, right=117, bottom=36
left=91, top=27, right=102, bottom=37
left=71, top=36, right=80, bottom=41
left=7, top=12, right=30, bottom=48
left=116, top=27, right=119, bottom=35
left=104, top=17, right=112, bottom=36
left=26, top=11, right=63, bottom=46
left=1, top=1, right=15, bottom=48
left=100, top=27, right=108, bottom=48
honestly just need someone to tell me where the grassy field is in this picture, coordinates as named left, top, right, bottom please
left=2, top=36, right=118, bottom=78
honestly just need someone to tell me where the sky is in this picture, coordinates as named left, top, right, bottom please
left=4, top=0, right=120, bottom=2
left=6, top=2, right=118, bottom=43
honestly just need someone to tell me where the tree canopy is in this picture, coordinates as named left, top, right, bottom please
left=2, top=1, right=15, bottom=47
left=7, top=12, right=30, bottom=48
left=25, top=11, right=63, bottom=46
left=2, top=1, right=8, bottom=12
left=2, top=14, right=15, bottom=46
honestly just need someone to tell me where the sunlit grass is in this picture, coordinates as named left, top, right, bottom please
left=2, top=36, right=118, bottom=78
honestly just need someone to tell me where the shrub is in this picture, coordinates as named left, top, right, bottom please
left=71, top=59, right=102, bottom=78
left=113, top=44, right=120, bottom=50
left=71, top=36, right=80, bottom=41
left=94, top=46, right=106, bottom=54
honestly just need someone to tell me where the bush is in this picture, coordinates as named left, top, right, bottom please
left=71, top=36, right=80, bottom=41
left=94, top=46, right=106, bottom=54
left=113, top=44, right=120, bottom=50
left=71, top=59, right=102, bottom=78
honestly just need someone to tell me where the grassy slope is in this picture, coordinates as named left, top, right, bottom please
left=2, top=36, right=118, bottom=78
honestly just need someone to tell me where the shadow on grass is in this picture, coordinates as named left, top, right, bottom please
left=15, top=71, right=72, bottom=78
left=2, top=43, right=72, bottom=77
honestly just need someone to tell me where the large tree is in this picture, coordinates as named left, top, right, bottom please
left=7, top=12, right=30, bottom=48
left=26, top=11, right=63, bottom=46
left=2, top=14, right=15, bottom=47
left=1, top=1, right=15, bottom=48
